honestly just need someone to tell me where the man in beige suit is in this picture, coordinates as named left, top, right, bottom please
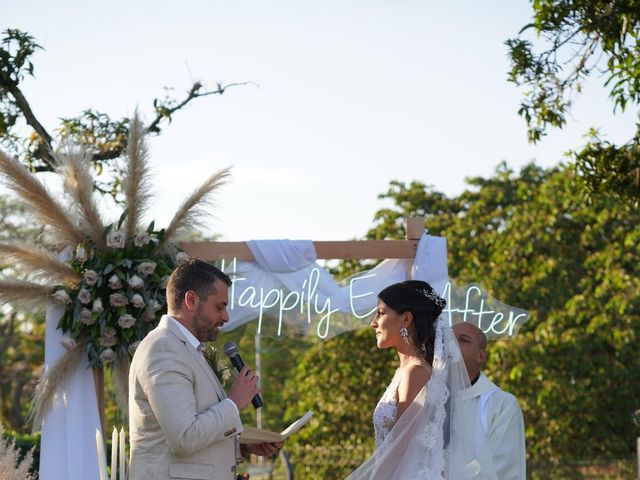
left=129, top=258, right=280, bottom=479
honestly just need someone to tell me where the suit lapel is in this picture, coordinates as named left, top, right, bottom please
left=162, top=316, right=227, bottom=401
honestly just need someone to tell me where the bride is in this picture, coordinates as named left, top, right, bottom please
left=346, top=280, right=497, bottom=479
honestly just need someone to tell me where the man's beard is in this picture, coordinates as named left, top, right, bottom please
left=193, top=307, right=218, bottom=342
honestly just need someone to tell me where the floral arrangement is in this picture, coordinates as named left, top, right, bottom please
left=0, top=113, right=229, bottom=426
left=54, top=225, right=190, bottom=367
left=202, top=344, right=233, bottom=389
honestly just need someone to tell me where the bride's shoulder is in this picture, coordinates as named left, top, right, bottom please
left=398, top=361, right=431, bottom=387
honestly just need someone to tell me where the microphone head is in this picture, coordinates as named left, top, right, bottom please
left=222, top=342, right=238, bottom=358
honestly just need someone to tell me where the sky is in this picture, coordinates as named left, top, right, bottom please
left=3, top=0, right=636, bottom=242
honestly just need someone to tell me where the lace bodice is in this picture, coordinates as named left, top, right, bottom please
left=372, top=370, right=402, bottom=447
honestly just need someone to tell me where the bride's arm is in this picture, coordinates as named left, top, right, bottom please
left=396, top=364, right=430, bottom=419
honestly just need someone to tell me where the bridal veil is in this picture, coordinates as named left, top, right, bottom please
left=346, top=316, right=498, bottom=479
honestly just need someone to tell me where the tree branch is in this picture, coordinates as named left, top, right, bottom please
left=145, top=81, right=256, bottom=134
left=1, top=77, right=55, bottom=168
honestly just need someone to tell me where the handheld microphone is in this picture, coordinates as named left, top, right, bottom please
left=222, top=342, right=264, bottom=409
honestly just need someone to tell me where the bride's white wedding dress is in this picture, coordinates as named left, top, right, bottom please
left=346, top=317, right=498, bottom=480
left=372, top=368, right=401, bottom=448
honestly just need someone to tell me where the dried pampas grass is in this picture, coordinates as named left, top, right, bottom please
left=123, top=112, right=152, bottom=242
left=29, top=342, right=86, bottom=431
left=112, top=355, right=130, bottom=418
left=0, top=278, right=54, bottom=310
left=0, top=424, right=35, bottom=480
left=0, top=243, right=81, bottom=285
left=56, top=146, right=106, bottom=249
left=161, top=167, right=230, bottom=248
left=0, top=150, right=84, bottom=248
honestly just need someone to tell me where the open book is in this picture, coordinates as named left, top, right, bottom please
left=240, top=411, right=313, bottom=444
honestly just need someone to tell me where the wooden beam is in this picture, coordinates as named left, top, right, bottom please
left=406, top=216, right=425, bottom=240
left=180, top=239, right=420, bottom=261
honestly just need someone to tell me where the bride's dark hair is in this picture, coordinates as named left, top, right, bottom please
left=378, top=280, right=446, bottom=365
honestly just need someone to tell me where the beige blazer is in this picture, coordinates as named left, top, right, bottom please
left=129, top=316, right=244, bottom=479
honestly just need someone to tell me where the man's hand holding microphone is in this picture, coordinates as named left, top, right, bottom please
left=223, top=342, right=283, bottom=459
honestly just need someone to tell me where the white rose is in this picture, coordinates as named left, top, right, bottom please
left=108, top=274, right=123, bottom=290
left=83, top=269, right=98, bottom=286
left=137, top=261, right=157, bottom=277
left=92, top=298, right=104, bottom=314
left=75, top=245, right=88, bottom=263
left=128, top=275, right=145, bottom=289
left=143, top=309, right=157, bottom=323
left=109, top=293, right=128, bottom=307
left=106, top=230, right=126, bottom=248
left=117, top=314, right=136, bottom=329
left=77, top=288, right=92, bottom=305
left=128, top=341, right=141, bottom=355
left=51, top=290, right=71, bottom=305
left=59, top=337, right=77, bottom=350
left=218, top=360, right=232, bottom=382
left=99, top=335, right=117, bottom=347
left=99, top=348, right=117, bottom=364
left=134, top=233, right=150, bottom=247
left=79, top=308, right=94, bottom=325
left=131, top=294, right=145, bottom=309
left=175, top=252, right=190, bottom=264
left=148, top=299, right=161, bottom=312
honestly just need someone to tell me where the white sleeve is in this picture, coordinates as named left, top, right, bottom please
left=486, top=394, right=526, bottom=480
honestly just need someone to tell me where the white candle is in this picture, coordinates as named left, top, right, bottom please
left=96, top=429, right=107, bottom=480
left=119, top=427, right=126, bottom=479
left=110, top=427, right=118, bottom=480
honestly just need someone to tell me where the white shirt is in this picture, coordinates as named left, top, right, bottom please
left=167, top=316, right=239, bottom=417
left=461, top=372, right=526, bottom=480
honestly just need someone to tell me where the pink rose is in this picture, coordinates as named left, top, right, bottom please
left=106, top=230, right=125, bottom=248
left=109, top=293, right=128, bottom=307
left=137, top=261, right=157, bottom=277
left=134, top=233, right=150, bottom=247
left=51, top=290, right=71, bottom=305
left=77, top=288, right=92, bottom=305
left=131, top=294, right=145, bottom=309
left=83, top=269, right=98, bottom=286
left=79, top=308, right=94, bottom=325
left=117, top=314, right=136, bottom=329
left=99, top=348, right=117, bottom=364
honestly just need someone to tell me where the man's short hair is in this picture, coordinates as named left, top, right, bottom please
left=166, top=258, right=231, bottom=311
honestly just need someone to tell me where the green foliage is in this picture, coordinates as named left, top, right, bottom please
left=363, top=163, right=640, bottom=464
left=0, top=313, right=44, bottom=433
left=216, top=320, right=315, bottom=434
left=0, top=196, right=46, bottom=433
left=507, top=1, right=640, bottom=204
left=282, top=328, right=395, bottom=479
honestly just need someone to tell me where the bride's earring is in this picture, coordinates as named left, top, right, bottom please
left=400, top=327, right=410, bottom=344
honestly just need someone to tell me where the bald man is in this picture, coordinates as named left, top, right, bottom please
left=453, top=322, right=526, bottom=480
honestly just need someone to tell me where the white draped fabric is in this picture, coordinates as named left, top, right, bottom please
left=223, top=233, right=449, bottom=334
left=39, top=302, right=102, bottom=480
left=38, top=233, right=448, bottom=479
